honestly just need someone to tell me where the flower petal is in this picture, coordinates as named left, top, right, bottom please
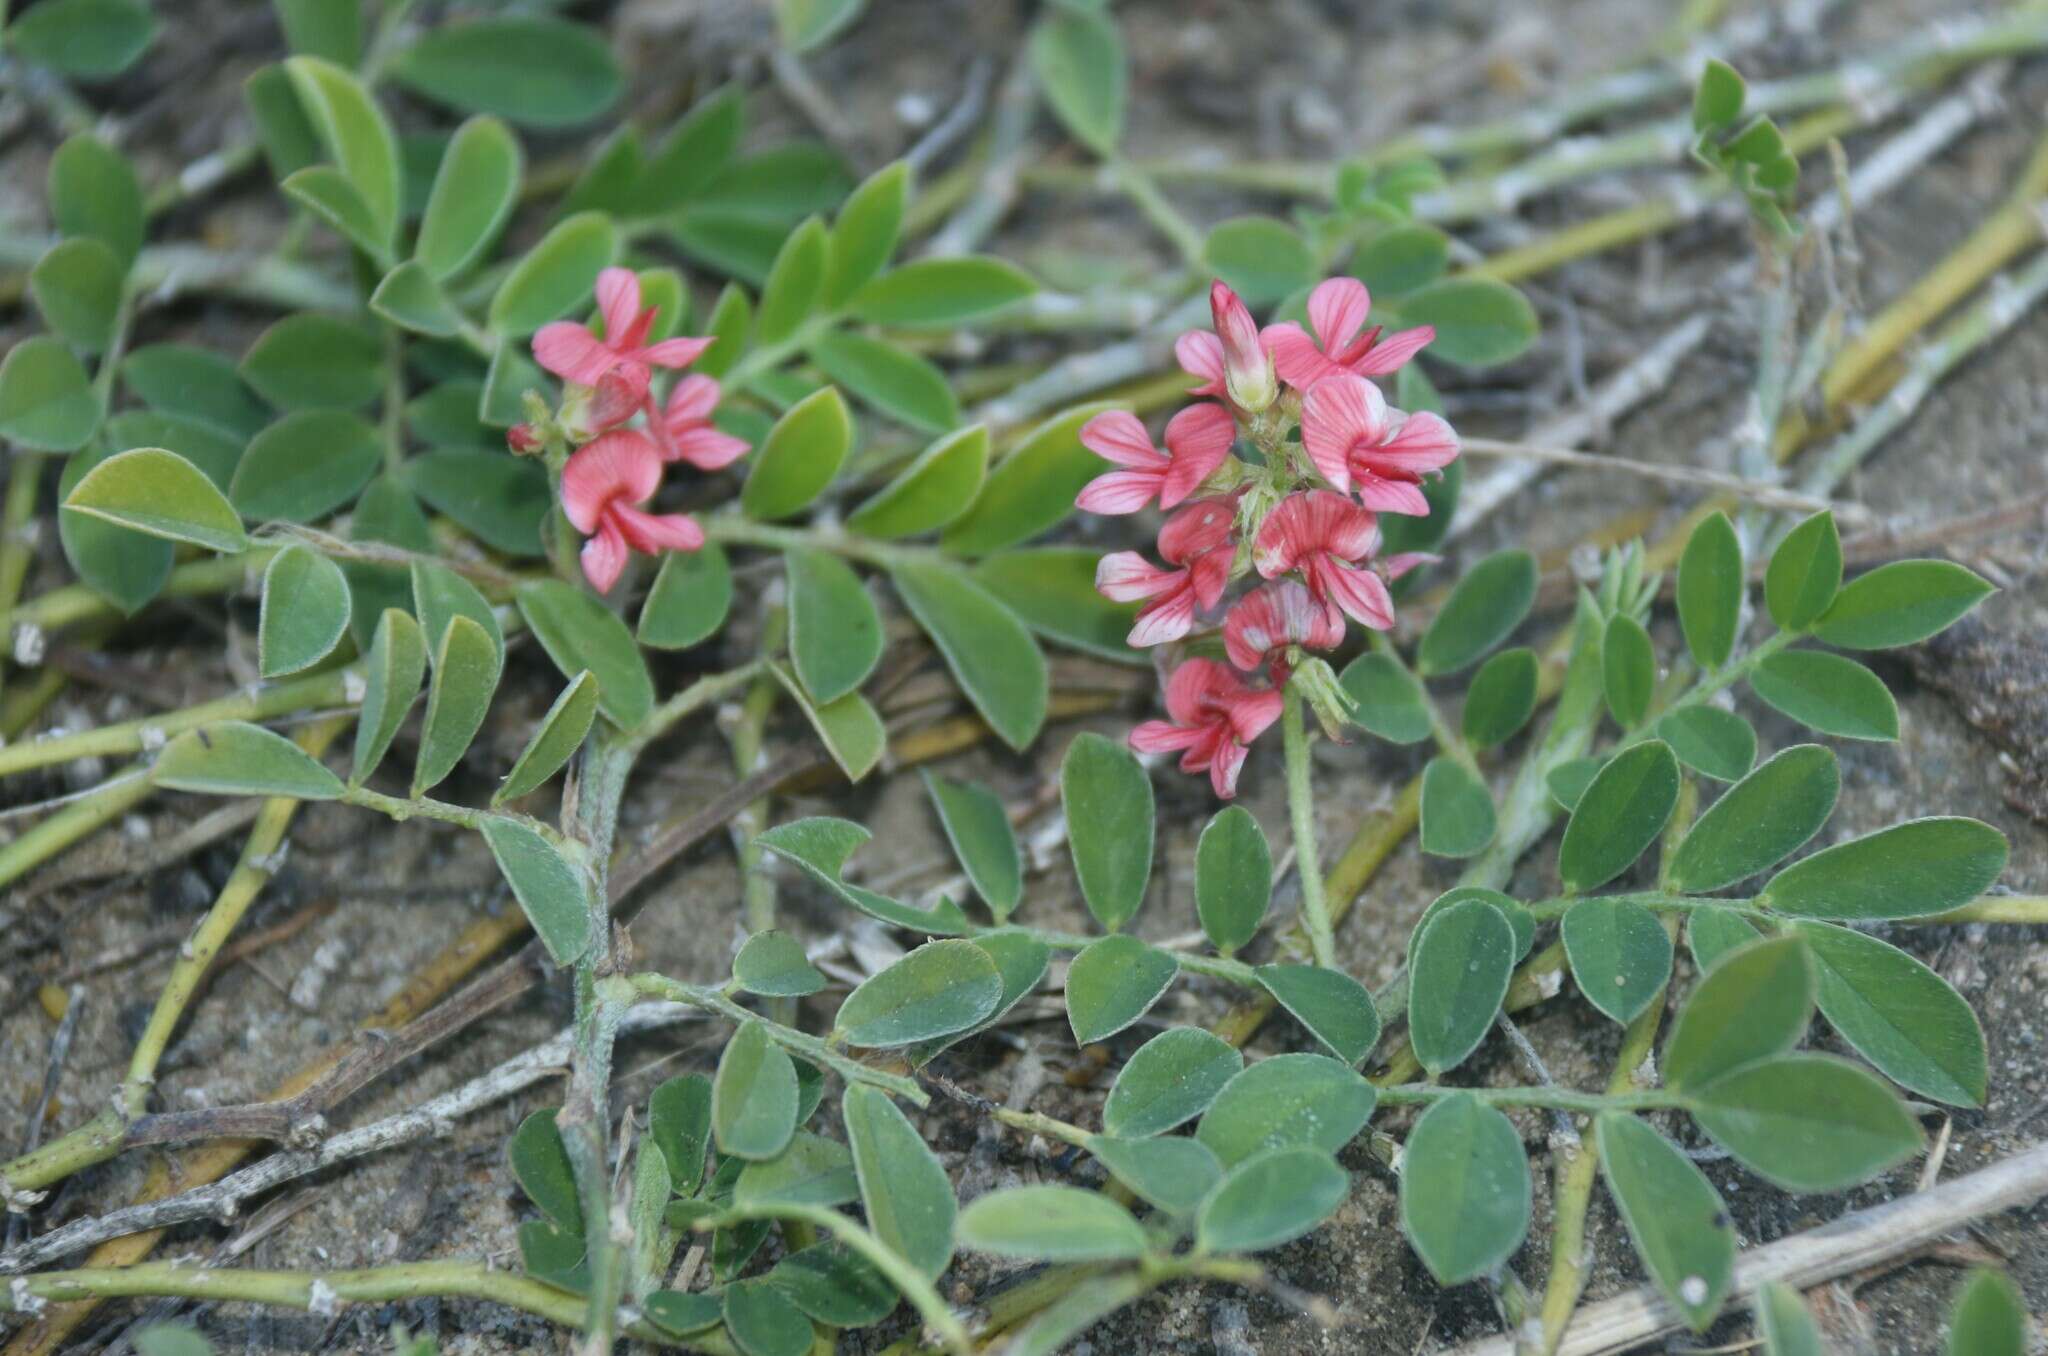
left=1253, top=490, right=1376, bottom=577
left=1163, top=657, right=1235, bottom=726
left=1129, top=588, right=1197, bottom=647
left=1353, top=474, right=1432, bottom=517
left=1077, top=468, right=1165, bottom=515
left=665, top=373, right=722, bottom=424
left=1130, top=719, right=1205, bottom=754
left=561, top=430, right=662, bottom=531
left=1079, top=410, right=1166, bottom=469
left=1307, top=277, right=1371, bottom=355
left=581, top=517, right=628, bottom=594
left=1368, top=410, right=1460, bottom=471
left=532, top=321, right=615, bottom=385
left=1224, top=686, right=1283, bottom=745
left=1263, top=322, right=1345, bottom=391
left=1095, top=551, right=1184, bottom=602
left=1159, top=402, right=1237, bottom=507
left=1175, top=330, right=1226, bottom=395
left=1319, top=558, right=1396, bottom=630
left=611, top=505, right=705, bottom=555
left=1351, top=324, right=1434, bottom=376
left=1207, top=736, right=1250, bottom=799
left=641, top=336, right=713, bottom=370
left=595, top=268, right=642, bottom=346
left=1187, top=547, right=1231, bottom=612
left=1157, top=493, right=1238, bottom=565
left=1300, top=373, right=1389, bottom=493
left=667, top=425, right=751, bottom=470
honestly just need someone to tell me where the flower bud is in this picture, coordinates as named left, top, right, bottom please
left=506, top=423, right=543, bottom=454
left=1289, top=654, right=1357, bottom=742
left=1210, top=281, right=1277, bottom=413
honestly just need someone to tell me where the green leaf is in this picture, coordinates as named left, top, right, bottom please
left=1749, top=648, right=1899, bottom=740
left=1463, top=645, right=1538, bottom=748
left=57, top=443, right=172, bottom=615
left=280, top=165, right=388, bottom=264
left=0, top=336, right=99, bottom=452
left=732, top=931, right=826, bottom=1000
left=755, top=216, right=830, bottom=347
left=823, top=160, right=907, bottom=308
left=649, top=1073, right=713, bottom=1194
left=1408, top=898, right=1515, bottom=1075
left=412, top=614, right=500, bottom=795
left=735, top=1130, right=856, bottom=1209
left=1391, top=277, right=1538, bottom=368
left=1420, top=755, right=1496, bottom=858
left=100, top=411, right=242, bottom=491
left=508, top=1109, right=581, bottom=1233
left=406, top=450, right=548, bottom=556
left=1663, top=935, right=1814, bottom=1091
left=245, top=62, right=321, bottom=183
left=630, top=85, right=744, bottom=214
left=1561, top=897, right=1672, bottom=1025
left=494, top=671, right=599, bottom=806
left=785, top=548, right=882, bottom=705
left=343, top=481, right=427, bottom=646
left=1597, top=1114, right=1734, bottom=1330
left=1418, top=548, right=1536, bottom=675
left=1692, top=57, right=1746, bottom=131
left=1762, top=817, right=2006, bottom=921
left=479, top=817, right=591, bottom=967
left=1102, top=1027, right=1242, bottom=1139
left=1764, top=510, right=1841, bottom=632
left=1029, top=2, right=1125, bottom=155
left=1337, top=652, right=1433, bottom=743
left=1352, top=223, right=1451, bottom=299
left=835, top=939, right=1002, bottom=1048
left=842, top=1083, right=956, bottom=1279
left=122, top=343, right=269, bottom=438
left=64, top=447, right=247, bottom=552
left=231, top=411, right=381, bottom=522
left=644, top=1290, right=722, bottom=1336
left=1761, top=1286, right=1826, bottom=1356
left=971, top=547, right=1139, bottom=664
left=1061, top=731, right=1154, bottom=931
left=240, top=314, right=381, bottom=411
left=1195, top=805, right=1271, bottom=954
left=352, top=609, right=427, bottom=785
left=1196, top=1054, right=1376, bottom=1168
left=412, top=559, right=502, bottom=663
left=390, top=18, right=623, bottom=128
left=368, top=258, right=464, bottom=335
left=1655, top=705, right=1756, bottom=782
left=892, top=564, right=1048, bottom=750
left=257, top=545, right=350, bottom=678
left=1558, top=739, right=1678, bottom=893
left=285, top=57, right=400, bottom=248
left=755, top=818, right=969, bottom=935
left=696, top=285, right=752, bottom=379
left=30, top=237, right=123, bottom=351
left=713, top=1020, right=800, bottom=1161
left=941, top=403, right=1105, bottom=555
left=956, top=1186, right=1147, bottom=1262
left=1547, top=756, right=1602, bottom=812
left=1086, top=1135, right=1222, bottom=1217
left=152, top=722, right=344, bottom=800
left=1677, top=511, right=1742, bottom=669
left=1412, top=886, right=1536, bottom=961
left=48, top=132, right=143, bottom=268
left=1946, top=1269, right=2026, bottom=1356
left=639, top=543, right=731, bottom=650
left=769, top=1240, right=898, bottom=1326
left=901, top=929, right=1050, bottom=1067
left=1196, top=1147, right=1349, bottom=1254
left=849, top=257, right=1034, bottom=327
left=1201, top=217, right=1316, bottom=306
left=742, top=386, right=852, bottom=520
left=1667, top=744, right=1839, bottom=892
left=517, top=579, right=655, bottom=731
left=488, top=212, right=618, bottom=338
left=818, top=334, right=962, bottom=439
left=1065, top=934, right=1178, bottom=1045
left=130, top=1327, right=216, bottom=1356
left=1686, top=905, right=1763, bottom=971
left=1600, top=615, right=1655, bottom=729
left=274, top=0, right=358, bottom=63
left=1691, top=1054, right=1921, bottom=1192
left=1254, top=964, right=1381, bottom=1065
left=922, top=772, right=1022, bottom=920
left=480, top=340, right=545, bottom=427
left=1399, top=1093, right=1531, bottom=1284
left=1795, top=921, right=1986, bottom=1107
left=1812, top=560, right=1993, bottom=650
left=770, top=664, right=888, bottom=783
left=6, top=0, right=154, bottom=78
left=723, top=1277, right=814, bottom=1356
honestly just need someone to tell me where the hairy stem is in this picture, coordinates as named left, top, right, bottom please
left=1281, top=684, right=1338, bottom=969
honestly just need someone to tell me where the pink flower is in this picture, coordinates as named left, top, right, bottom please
left=1094, top=495, right=1238, bottom=647
left=1174, top=330, right=1226, bottom=399
left=533, top=267, right=713, bottom=396
left=560, top=430, right=704, bottom=594
left=1076, top=404, right=1236, bottom=514
left=1130, top=658, right=1284, bottom=799
left=1262, top=277, right=1435, bottom=390
left=652, top=374, right=750, bottom=471
left=1252, top=490, right=1394, bottom=630
left=1300, top=373, right=1459, bottom=514
left=1210, top=281, right=1277, bottom=413
left=1223, top=579, right=1344, bottom=673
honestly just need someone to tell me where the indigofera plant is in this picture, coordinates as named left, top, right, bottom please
left=2, top=13, right=2042, bottom=1356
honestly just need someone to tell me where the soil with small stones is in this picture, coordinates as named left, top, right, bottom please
left=4, top=2, right=2047, bottom=1353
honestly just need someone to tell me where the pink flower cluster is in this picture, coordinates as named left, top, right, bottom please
left=1081, top=279, right=1458, bottom=797
left=513, top=268, right=751, bottom=593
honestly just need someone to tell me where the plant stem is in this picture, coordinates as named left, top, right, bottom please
left=1107, top=157, right=1206, bottom=269
left=1376, top=1084, right=1684, bottom=1115
left=6, top=552, right=265, bottom=639
left=700, top=1204, right=972, bottom=1356
left=1281, top=684, right=1338, bottom=969
left=0, top=762, right=156, bottom=894
left=697, top=514, right=940, bottom=573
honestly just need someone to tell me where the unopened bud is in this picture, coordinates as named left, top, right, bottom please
left=506, top=423, right=543, bottom=454
left=1210, top=281, right=1277, bottom=414
left=1290, top=655, right=1356, bottom=742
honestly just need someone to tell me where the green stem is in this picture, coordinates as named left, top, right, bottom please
left=697, top=515, right=941, bottom=573
left=631, top=659, right=770, bottom=754
left=0, top=760, right=156, bottom=892
left=1375, top=1084, right=1685, bottom=1115
left=1281, top=684, right=1338, bottom=969
left=1107, top=157, right=1207, bottom=269
left=700, top=1204, right=972, bottom=1356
